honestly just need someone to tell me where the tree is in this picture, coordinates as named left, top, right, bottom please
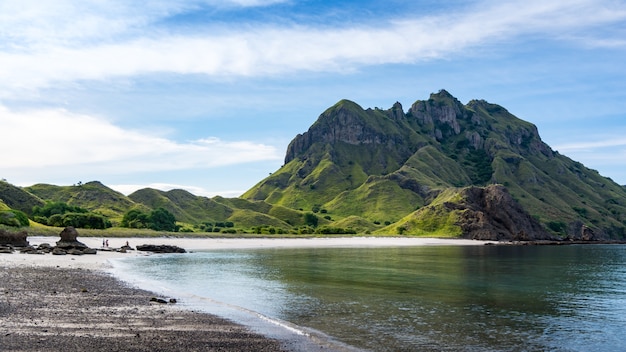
left=304, top=212, right=319, bottom=227
left=33, top=201, right=87, bottom=218
left=149, top=207, right=177, bottom=232
left=121, top=209, right=150, bottom=229
left=0, top=210, right=30, bottom=227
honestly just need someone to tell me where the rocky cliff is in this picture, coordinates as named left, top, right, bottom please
left=454, top=185, right=553, bottom=240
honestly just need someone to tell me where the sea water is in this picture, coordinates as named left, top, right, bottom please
left=111, top=245, right=626, bottom=351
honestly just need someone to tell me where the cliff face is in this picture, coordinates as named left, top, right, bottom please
left=285, top=100, right=419, bottom=168
left=244, top=90, right=626, bottom=240
left=453, top=185, right=553, bottom=241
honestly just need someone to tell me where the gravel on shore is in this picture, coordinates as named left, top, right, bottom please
left=0, top=265, right=289, bottom=351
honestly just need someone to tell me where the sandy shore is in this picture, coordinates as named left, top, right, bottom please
left=0, top=236, right=491, bottom=351
left=2, top=236, right=491, bottom=270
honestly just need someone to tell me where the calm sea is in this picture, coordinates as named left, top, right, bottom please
left=111, top=244, right=626, bottom=351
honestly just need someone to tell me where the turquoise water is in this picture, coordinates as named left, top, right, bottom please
left=112, top=245, right=626, bottom=351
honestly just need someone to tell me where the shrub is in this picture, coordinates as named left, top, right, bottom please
left=0, top=210, right=30, bottom=227
left=47, top=212, right=111, bottom=229
left=121, top=209, right=150, bottom=229
left=149, top=208, right=177, bottom=232
left=304, top=213, right=319, bottom=227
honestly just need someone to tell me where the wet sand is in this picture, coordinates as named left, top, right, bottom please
left=0, top=265, right=290, bottom=351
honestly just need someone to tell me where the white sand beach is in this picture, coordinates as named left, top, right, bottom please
left=1, top=236, right=493, bottom=269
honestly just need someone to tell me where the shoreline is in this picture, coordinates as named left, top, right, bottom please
left=2, top=236, right=493, bottom=270
left=1, top=236, right=493, bottom=351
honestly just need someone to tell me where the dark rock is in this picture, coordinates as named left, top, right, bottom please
left=455, top=185, right=555, bottom=241
left=52, top=248, right=67, bottom=255
left=56, top=227, right=88, bottom=250
left=169, top=298, right=177, bottom=304
left=136, top=244, right=186, bottom=253
left=20, top=246, right=43, bottom=254
left=150, top=297, right=168, bottom=304
left=82, top=248, right=97, bottom=255
left=0, top=229, right=29, bottom=247
left=67, top=248, right=84, bottom=256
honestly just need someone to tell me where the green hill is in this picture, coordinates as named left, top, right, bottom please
left=128, top=188, right=234, bottom=225
left=244, top=90, right=626, bottom=239
left=0, top=180, right=44, bottom=215
left=25, top=181, right=135, bottom=221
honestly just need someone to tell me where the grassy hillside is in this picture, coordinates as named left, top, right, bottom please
left=25, top=181, right=134, bottom=221
left=0, top=180, right=44, bottom=214
left=244, top=90, right=626, bottom=239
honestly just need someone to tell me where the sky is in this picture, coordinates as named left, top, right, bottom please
left=1, top=0, right=626, bottom=197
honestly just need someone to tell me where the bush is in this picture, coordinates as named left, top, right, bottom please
left=32, top=202, right=87, bottom=218
left=121, top=209, right=150, bottom=229
left=304, top=213, right=318, bottom=227
left=47, top=212, right=111, bottom=229
left=149, top=208, right=177, bottom=232
left=315, top=227, right=357, bottom=235
left=0, top=211, right=20, bottom=227
left=0, top=210, right=30, bottom=227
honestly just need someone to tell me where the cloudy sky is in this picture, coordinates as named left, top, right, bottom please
left=1, top=0, right=626, bottom=197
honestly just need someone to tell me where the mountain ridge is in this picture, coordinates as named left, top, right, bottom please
left=2, top=90, right=625, bottom=239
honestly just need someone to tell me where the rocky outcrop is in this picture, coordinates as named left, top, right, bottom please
left=284, top=100, right=415, bottom=166
left=55, top=226, right=90, bottom=251
left=408, top=90, right=467, bottom=140
left=0, top=229, right=29, bottom=247
left=136, top=244, right=186, bottom=253
left=0, top=227, right=100, bottom=255
left=453, top=185, right=554, bottom=241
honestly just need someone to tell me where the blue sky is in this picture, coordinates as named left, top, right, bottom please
left=1, top=0, right=626, bottom=197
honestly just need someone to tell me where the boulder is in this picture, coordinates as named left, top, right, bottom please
left=82, top=248, right=97, bottom=255
left=0, top=229, right=29, bottom=247
left=52, top=248, right=67, bottom=255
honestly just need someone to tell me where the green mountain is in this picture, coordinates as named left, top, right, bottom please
left=244, top=90, right=626, bottom=239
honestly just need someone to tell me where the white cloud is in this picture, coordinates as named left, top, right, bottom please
left=1, top=0, right=625, bottom=95
left=554, top=137, right=626, bottom=153
left=0, top=105, right=281, bottom=172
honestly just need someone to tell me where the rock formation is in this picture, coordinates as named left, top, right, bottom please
left=453, top=185, right=554, bottom=241
left=136, top=244, right=186, bottom=253
left=49, top=226, right=96, bottom=255
left=0, top=229, right=29, bottom=247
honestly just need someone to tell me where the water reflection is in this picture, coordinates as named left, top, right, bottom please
left=117, top=245, right=626, bottom=351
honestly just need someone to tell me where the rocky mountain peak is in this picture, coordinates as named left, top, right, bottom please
left=407, top=90, right=467, bottom=141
